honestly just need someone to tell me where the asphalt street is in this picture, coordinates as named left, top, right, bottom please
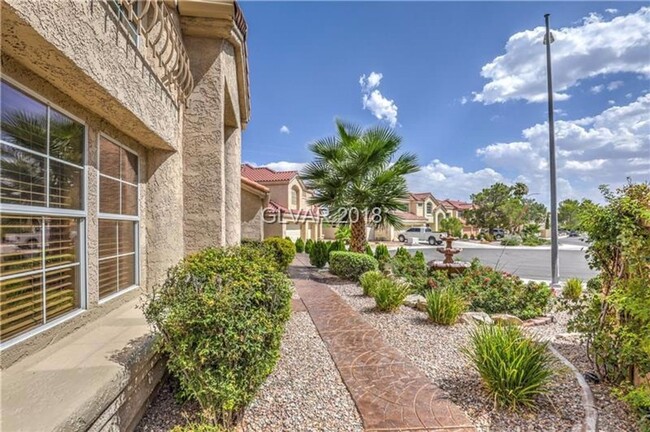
left=410, top=237, right=598, bottom=282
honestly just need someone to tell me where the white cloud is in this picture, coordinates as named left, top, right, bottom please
left=359, top=72, right=383, bottom=92
left=359, top=72, right=398, bottom=127
left=590, top=84, right=604, bottom=94
left=605, top=8, right=618, bottom=14
left=407, top=160, right=507, bottom=201
left=608, top=99, right=616, bottom=105
left=263, top=161, right=307, bottom=172
left=474, top=7, right=650, bottom=104
left=475, top=94, right=650, bottom=201
left=626, top=92, right=633, bottom=98
left=279, top=125, right=290, bottom=134
left=607, top=80, right=624, bottom=91
left=460, top=96, right=468, bottom=105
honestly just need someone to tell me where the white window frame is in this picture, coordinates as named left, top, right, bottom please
left=0, top=75, right=88, bottom=350
left=97, top=134, right=140, bottom=304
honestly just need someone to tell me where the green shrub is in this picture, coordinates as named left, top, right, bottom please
left=374, top=244, right=391, bottom=271
left=391, top=249, right=428, bottom=293
left=364, top=243, right=374, bottom=257
left=586, top=275, right=601, bottom=293
left=470, top=234, right=476, bottom=240
left=309, top=240, right=329, bottom=268
left=372, top=277, right=410, bottom=312
left=621, top=385, right=650, bottom=432
left=328, top=239, right=346, bottom=255
left=359, top=270, right=384, bottom=296
left=522, top=236, right=548, bottom=246
left=483, top=233, right=495, bottom=242
left=425, top=287, right=466, bottom=325
left=500, top=234, right=522, bottom=246
left=463, top=324, right=554, bottom=410
left=462, top=234, right=469, bottom=239
left=304, top=238, right=314, bottom=254
left=142, top=246, right=292, bottom=427
left=563, top=278, right=583, bottom=301
left=329, top=251, right=379, bottom=281
left=295, top=238, right=305, bottom=253
left=335, top=225, right=351, bottom=244
left=263, top=237, right=296, bottom=271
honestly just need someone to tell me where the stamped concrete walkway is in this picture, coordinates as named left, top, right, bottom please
left=291, top=259, right=476, bottom=432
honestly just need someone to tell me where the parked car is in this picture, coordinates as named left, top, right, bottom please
left=568, top=230, right=579, bottom=237
left=479, top=228, right=506, bottom=239
left=396, top=227, right=443, bottom=245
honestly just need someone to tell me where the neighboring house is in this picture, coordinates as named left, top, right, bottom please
left=439, top=199, right=477, bottom=236
left=407, top=192, right=448, bottom=231
left=241, top=176, right=270, bottom=241
left=1, top=1, right=250, bottom=430
left=241, top=164, right=322, bottom=241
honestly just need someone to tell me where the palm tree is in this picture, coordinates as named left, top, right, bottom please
left=302, top=120, right=419, bottom=252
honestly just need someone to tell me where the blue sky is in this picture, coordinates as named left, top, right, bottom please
left=240, top=2, right=650, bottom=203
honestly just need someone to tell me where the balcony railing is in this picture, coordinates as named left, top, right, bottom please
left=115, top=0, right=194, bottom=104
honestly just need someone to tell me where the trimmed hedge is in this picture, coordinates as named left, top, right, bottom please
left=263, top=237, right=296, bottom=271
left=304, top=238, right=314, bottom=254
left=329, top=251, right=378, bottom=281
left=295, top=238, right=305, bottom=253
left=142, top=245, right=292, bottom=427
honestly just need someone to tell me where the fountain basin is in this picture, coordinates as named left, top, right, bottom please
left=428, top=260, right=471, bottom=276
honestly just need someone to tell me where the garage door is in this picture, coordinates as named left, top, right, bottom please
left=285, top=223, right=301, bottom=241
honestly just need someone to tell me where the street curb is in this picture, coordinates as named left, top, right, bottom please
left=549, top=344, right=598, bottom=432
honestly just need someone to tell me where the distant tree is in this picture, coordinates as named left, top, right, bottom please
left=440, top=216, right=463, bottom=237
left=558, top=199, right=582, bottom=231
left=524, top=199, right=548, bottom=224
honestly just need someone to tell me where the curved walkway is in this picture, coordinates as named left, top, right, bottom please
left=291, top=259, right=476, bottom=432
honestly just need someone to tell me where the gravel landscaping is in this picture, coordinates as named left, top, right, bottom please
left=136, top=310, right=363, bottom=432
left=553, top=336, right=641, bottom=432
left=329, top=281, right=586, bottom=432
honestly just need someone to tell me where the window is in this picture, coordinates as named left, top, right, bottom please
left=407, top=228, right=418, bottom=232
left=426, top=202, right=433, bottom=215
left=417, top=203, right=423, bottom=208
left=290, top=187, right=299, bottom=210
left=425, top=228, right=432, bottom=232
left=0, top=79, right=85, bottom=343
left=97, top=136, right=138, bottom=300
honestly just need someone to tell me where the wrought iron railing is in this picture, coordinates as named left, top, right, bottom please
left=114, top=0, right=194, bottom=104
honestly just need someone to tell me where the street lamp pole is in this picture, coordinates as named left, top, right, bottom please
left=544, top=13, right=560, bottom=287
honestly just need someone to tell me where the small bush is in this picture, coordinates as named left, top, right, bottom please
left=621, top=385, right=650, bottom=431
left=329, top=251, right=379, bottom=281
left=483, top=233, right=495, bottom=242
left=309, top=240, right=329, bottom=268
left=425, top=287, right=466, bottom=325
left=563, top=278, right=583, bottom=301
left=392, top=249, right=428, bottom=293
left=586, top=275, right=602, bottom=293
left=295, top=238, right=305, bottom=253
left=335, top=225, right=351, bottom=244
left=364, top=243, right=374, bottom=257
left=522, top=236, right=548, bottom=246
left=463, top=324, right=554, bottom=410
left=372, top=278, right=410, bottom=312
left=359, top=270, right=384, bottom=296
left=304, top=238, right=314, bottom=254
left=328, top=239, right=346, bottom=255
left=374, top=244, right=391, bottom=271
left=462, top=234, right=469, bottom=239
left=142, top=246, right=292, bottom=427
left=500, top=234, right=522, bottom=246
left=470, top=234, right=476, bottom=240
left=263, top=237, right=296, bottom=271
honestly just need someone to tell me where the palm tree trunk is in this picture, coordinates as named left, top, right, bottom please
left=350, top=217, right=366, bottom=252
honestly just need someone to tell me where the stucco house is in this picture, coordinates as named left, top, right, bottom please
left=241, top=163, right=322, bottom=241
left=440, top=199, right=477, bottom=236
left=1, top=0, right=251, bottom=430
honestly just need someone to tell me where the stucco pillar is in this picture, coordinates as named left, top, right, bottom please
left=224, top=126, right=241, bottom=245
left=182, top=37, right=226, bottom=253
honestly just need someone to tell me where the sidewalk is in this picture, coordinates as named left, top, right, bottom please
left=290, top=258, right=476, bottom=432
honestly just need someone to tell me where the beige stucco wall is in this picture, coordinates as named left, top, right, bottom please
left=1, top=0, right=181, bottom=150
left=241, top=188, right=265, bottom=241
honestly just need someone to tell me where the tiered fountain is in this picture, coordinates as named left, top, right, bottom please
left=427, top=236, right=470, bottom=275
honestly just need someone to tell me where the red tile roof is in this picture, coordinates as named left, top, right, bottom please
left=241, top=163, right=297, bottom=183
left=440, top=199, right=473, bottom=210
left=394, top=210, right=428, bottom=222
left=409, top=192, right=434, bottom=202
left=241, top=176, right=269, bottom=193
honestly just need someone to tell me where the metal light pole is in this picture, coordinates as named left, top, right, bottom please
left=544, top=14, right=560, bottom=287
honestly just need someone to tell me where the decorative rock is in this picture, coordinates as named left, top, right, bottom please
left=415, top=299, right=428, bottom=312
left=460, top=311, right=493, bottom=325
left=522, top=316, right=554, bottom=327
left=491, top=314, right=524, bottom=325
left=403, top=294, right=426, bottom=308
